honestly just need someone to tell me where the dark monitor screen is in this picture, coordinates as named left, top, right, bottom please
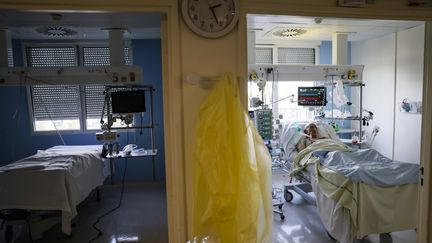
left=111, top=90, right=146, bottom=114
left=298, top=87, right=327, bottom=106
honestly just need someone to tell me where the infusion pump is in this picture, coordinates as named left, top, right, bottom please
left=96, top=131, right=117, bottom=142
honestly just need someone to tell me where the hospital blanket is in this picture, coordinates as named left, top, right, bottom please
left=321, top=149, right=419, bottom=186
left=0, top=145, right=104, bottom=235
left=289, top=138, right=352, bottom=176
left=290, top=139, right=418, bottom=242
left=290, top=139, right=419, bottom=186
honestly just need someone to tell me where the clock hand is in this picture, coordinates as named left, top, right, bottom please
left=209, top=3, right=222, bottom=9
left=209, top=7, right=219, bottom=24
left=209, top=3, right=222, bottom=24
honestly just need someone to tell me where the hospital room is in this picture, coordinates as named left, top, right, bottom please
left=246, top=14, right=425, bottom=243
left=0, top=3, right=430, bottom=243
left=0, top=10, right=169, bottom=242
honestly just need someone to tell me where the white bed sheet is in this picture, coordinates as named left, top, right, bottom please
left=0, top=145, right=105, bottom=235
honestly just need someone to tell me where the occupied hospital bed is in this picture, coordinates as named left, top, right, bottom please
left=0, top=145, right=108, bottom=239
left=279, top=122, right=419, bottom=243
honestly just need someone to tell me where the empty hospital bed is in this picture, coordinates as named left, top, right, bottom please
left=280, top=122, right=419, bottom=243
left=0, top=145, right=109, bottom=239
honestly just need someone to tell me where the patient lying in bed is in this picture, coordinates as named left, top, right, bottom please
left=280, top=121, right=339, bottom=160
left=281, top=122, right=419, bottom=243
left=296, top=122, right=321, bottom=152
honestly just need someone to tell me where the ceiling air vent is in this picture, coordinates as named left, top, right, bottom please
left=36, top=26, right=77, bottom=37
left=273, top=28, right=307, bottom=38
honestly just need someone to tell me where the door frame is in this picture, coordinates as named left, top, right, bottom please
left=237, top=3, right=432, bottom=243
left=0, top=1, right=186, bottom=242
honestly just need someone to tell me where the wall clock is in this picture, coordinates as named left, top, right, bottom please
left=181, top=0, right=240, bottom=38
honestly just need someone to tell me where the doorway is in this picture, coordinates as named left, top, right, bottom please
left=0, top=9, right=169, bottom=242
left=247, top=14, right=425, bottom=243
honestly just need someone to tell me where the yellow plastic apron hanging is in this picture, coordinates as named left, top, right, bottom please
left=192, top=73, right=272, bottom=243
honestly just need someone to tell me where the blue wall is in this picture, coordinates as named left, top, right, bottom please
left=319, top=41, right=332, bottom=65
left=0, top=39, right=165, bottom=182
left=319, top=41, right=352, bottom=65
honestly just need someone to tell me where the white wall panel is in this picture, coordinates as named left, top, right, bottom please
left=352, top=34, right=396, bottom=159
left=394, top=25, right=425, bottom=164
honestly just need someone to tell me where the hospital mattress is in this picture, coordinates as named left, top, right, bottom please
left=0, top=145, right=107, bottom=236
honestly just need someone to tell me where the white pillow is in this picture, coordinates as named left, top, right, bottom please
left=280, top=122, right=306, bottom=160
left=318, top=123, right=339, bottom=140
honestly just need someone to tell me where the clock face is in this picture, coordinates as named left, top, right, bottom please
left=182, top=0, right=239, bottom=38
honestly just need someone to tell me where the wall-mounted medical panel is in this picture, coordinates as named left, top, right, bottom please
left=0, top=65, right=142, bottom=86
left=248, top=64, right=364, bottom=82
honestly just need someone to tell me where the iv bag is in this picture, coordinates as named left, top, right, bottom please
left=333, top=79, right=349, bottom=108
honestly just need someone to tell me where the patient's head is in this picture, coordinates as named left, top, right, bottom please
left=305, top=123, right=318, bottom=139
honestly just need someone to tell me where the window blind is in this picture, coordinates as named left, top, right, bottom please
left=84, top=85, right=106, bottom=118
left=26, top=47, right=77, bottom=67
left=82, top=47, right=131, bottom=66
left=277, top=47, right=315, bottom=64
left=255, top=47, right=273, bottom=64
left=8, top=48, right=13, bottom=67
left=31, top=85, right=81, bottom=120
left=26, top=45, right=132, bottom=131
left=26, top=46, right=81, bottom=129
left=83, top=47, right=131, bottom=121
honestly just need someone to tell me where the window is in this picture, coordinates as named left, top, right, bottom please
left=8, top=48, right=14, bottom=67
left=82, top=47, right=131, bottom=130
left=26, top=44, right=132, bottom=132
left=255, top=47, right=273, bottom=64
left=31, top=85, right=81, bottom=131
left=249, top=46, right=317, bottom=122
left=277, top=81, right=316, bottom=122
left=26, top=46, right=81, bottom=131
left=277, top=47, right=315, bottom=64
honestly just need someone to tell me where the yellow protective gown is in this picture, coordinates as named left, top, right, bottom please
left=192, top=73, right=272, bottom=243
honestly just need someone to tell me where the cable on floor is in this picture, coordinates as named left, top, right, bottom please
left=88, top=130, right=130, bottom=243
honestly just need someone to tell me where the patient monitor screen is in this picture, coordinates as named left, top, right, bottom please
left=298, top=87, right=327, bottom=106
left=111, top=90, right=146, bottom=114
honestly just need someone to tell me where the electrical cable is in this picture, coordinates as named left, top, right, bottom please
left=140, top=113, right=143, bottom=135
left=88, top=129, right=130, bottom=243
left=11, top=75, right=25, bottom=160
left=38, top=91, right=67, bottom=145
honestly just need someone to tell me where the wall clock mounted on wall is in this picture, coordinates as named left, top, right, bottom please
left=181, top=0, right=240, bottom=38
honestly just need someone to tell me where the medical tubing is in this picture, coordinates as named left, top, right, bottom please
left=88, top=130, right=129, bottom=243
left=271, top=69, right=275, bottom=109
